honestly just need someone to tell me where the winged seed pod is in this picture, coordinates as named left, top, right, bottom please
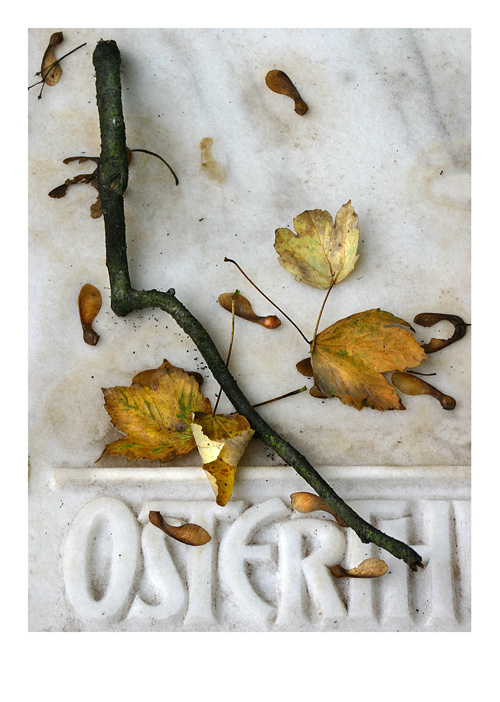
left=149, top=511, right=211, bottom=546
left=78, top=283, right=102, bottom=345
left=329, top=558, right=388, bottom=579
left=391, top=371, right=456, bottom=410
left=413, top=312, right=469, bottom=353
left=218, top=292, right=281, bottom=329
left=265, top=70, right=308, bottom=115
left=41, top=32, right=64, bottom=86
left=290, top=491, right=348, bottom=526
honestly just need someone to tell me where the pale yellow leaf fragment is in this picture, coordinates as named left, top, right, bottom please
left=274, top=201, right=360, bottom=289
left=191, top=412, right=255, bottom=506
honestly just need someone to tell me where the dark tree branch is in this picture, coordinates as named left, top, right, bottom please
left=92, top=39, right=424, bottom=570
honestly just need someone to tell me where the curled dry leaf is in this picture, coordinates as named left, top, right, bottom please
left=132, top=359, right=204, bottom=388
left=100, top=364, right=211, bottom=462
left=413, top=312, right=469, bottom=353
left=290, top=491, right=348, bottom=526
left=275, top=202, right=359, bottom=289
left=265, top=70, right=308, bottom=115
left=78, top=284, right=102, bottom=345
left=330, top=558, right=388, bottom=579
left=218, top=292, right=281, bottom=329
left=310, top=309, right=427, bottom=410
left=191, top=412, right=255, bottom=506
left=149, top=511, right=211, bottom=546
left=296, top=357, right=314, bottom=377
left=41, top=31, right=64, bottom=86
left=391, top=371, right=456, bottom=410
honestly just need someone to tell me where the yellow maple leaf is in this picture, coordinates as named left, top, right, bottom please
left=191, top=412, right=255, bottom=505
left=310, top=309, right=427, bottom=410
left=274, top=201, right=360, bottom=289
left=100, top=364, right=211, bottom=461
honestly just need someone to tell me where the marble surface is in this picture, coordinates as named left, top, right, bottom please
left=28, top=28, right=471, bottom=632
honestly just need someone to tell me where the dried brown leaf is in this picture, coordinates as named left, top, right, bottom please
left=391, top=371, right=456, bottom=410
left=218, top=292, right=281, bottom=329
left=78, top=284, right=102, bottom=345
left=296, top=357, right=314, bottom=377
left=290, top=491, right=348, bottom=526
left=149, top=511, right=211, bottom=546
left=330, top=558, right=388, bottom=578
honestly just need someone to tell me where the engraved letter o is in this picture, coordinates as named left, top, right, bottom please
left=63, top=497, right=140, bottom=621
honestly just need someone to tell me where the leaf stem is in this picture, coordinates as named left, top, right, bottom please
left=93, top=39, right=424, bottom=571
left=213, top=290, right=238, bottom=415
left=310, top=282, right=334, bottom=353
left=253, top=385, right=307, bottom=408
left=224, top=257, right=311, bottom=345
left=129, top=148, right=179, bottom=186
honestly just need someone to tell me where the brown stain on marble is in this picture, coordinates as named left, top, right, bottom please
left=200, top=137, right=227, bottom=183
left=407, top=141, right=471, bottom=213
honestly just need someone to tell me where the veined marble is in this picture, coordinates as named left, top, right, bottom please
left=28, top=28, right=470, bottom=631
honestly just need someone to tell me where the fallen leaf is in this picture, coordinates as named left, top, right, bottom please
left=41, top=31, right=64, bottom=86
left=310, top=309, right=427, bottom=410
left=149, top=511, right=211, bottom=546
left=191, top=412, right=255, bottom=506
left=296, top=357, right=314, bottom=377
left=274, top=202, right=360, bottom=289
left=330, top=558, right=388, bottom=578
left=413, top=312, right=469, bottom=353
left=391, top=371, right=456, bottom=410
left=132, top=359, right=204, bottom=388
left=78, top=283, right=102, bottom=345
left=218, top=292, right=281, bottom=329
left=100, top=365, right=211, bottom=462
left=265, top=70, right=308, bottom=115
left=290, top=491, right=348, bottom=526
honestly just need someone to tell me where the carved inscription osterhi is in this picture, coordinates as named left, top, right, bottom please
left=62, top=495, right=470, bottom=630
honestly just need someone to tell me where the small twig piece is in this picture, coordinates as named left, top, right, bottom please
left=129, top=148, right=179, bottom=186
left=253, top=386, right=307, bottom=408
left=265, top=70, right=308, bottom=115
left=224, top=258, right=310, bottom=344
left=213, top=290, right=238, bottom=415
left=149, top=511, right=211, bottom=546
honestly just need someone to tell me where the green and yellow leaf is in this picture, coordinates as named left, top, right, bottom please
left=191, top=412, right=255, bottom=506
left=100, top=364, right=211, bottom=461
left=310, top=309, right=427, bottom=410
left=274, top=201, right=360, bottom=289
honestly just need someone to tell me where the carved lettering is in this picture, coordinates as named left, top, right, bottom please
left=63, top=497, right=140, bottom=622
left=59, top=495, right=469, bottom=630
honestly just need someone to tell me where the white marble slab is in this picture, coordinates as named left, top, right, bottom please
left=28, top=28, right=471, bottom=631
